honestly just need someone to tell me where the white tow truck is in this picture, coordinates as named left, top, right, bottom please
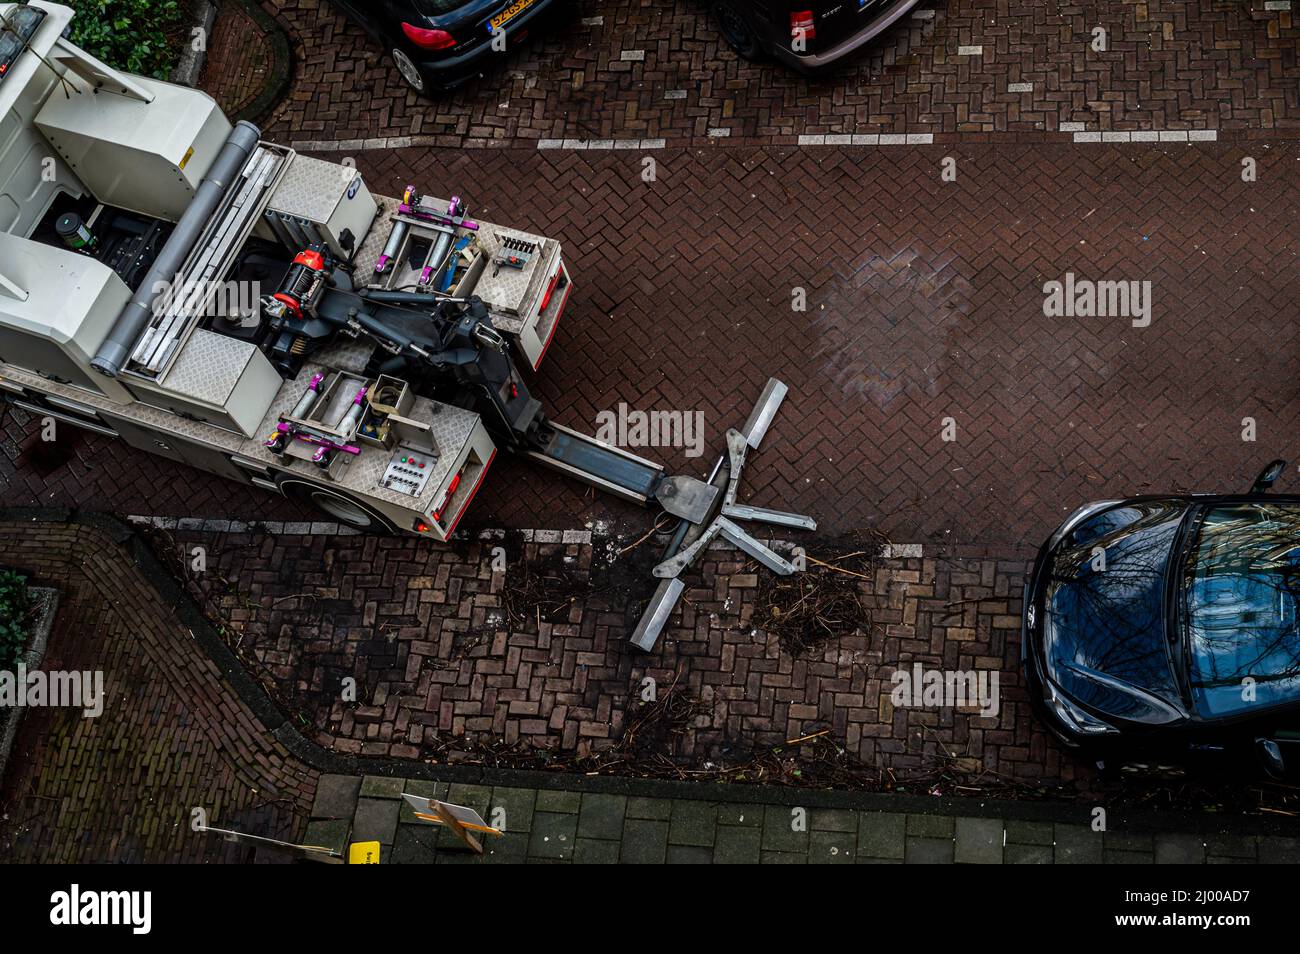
left=0, top=3, right=815, bottom=654
left=0, top=1, right=577, bottom=538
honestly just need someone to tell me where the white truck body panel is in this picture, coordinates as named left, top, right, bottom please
left=0, top=2, right=569, bottom=538
left=36, top=72, right=232, bottom=222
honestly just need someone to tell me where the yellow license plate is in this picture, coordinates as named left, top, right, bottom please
left=489, top=0, right=536, bottom=33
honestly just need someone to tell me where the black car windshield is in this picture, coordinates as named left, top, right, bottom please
left=1184, top=502, right=1300, bottom=717
left=1045, top=501, right=1184, bottom=709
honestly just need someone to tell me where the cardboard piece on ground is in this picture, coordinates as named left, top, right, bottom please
left=401, top=793, right=501, bottom=855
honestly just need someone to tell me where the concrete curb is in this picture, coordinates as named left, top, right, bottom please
left=170, top=0, right=217, bottom=88
left=3, top=507, right=1300, bottom=838
left=0, top=587, right=60, bottom=786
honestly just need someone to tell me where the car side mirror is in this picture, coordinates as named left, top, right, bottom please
left=1257, top=737, right=1287, bottom=779
left=1250, top=459, right=1287, bottom=494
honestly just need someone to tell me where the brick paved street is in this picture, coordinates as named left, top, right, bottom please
left=252, top=1, right=1300, bottom=148
left=3, top=0, right=1300, bottom=866
left=5, top=140, right=1298, bottom=546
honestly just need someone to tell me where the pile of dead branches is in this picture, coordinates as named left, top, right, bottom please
left=500, top=554, right=589, bottom=631
left=752, top=542, right=881, bottom=655
left=613, top=676, right=712, bottom=761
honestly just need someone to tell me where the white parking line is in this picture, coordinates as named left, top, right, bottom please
left=292, top=128, right=1226, bottom=155
left=1072, top=129, right=1217, bottom=142
left=798, top=133, right=935, bottom=146
left=537, top=138, right=666, bottom=150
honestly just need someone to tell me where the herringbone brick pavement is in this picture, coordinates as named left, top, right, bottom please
left=170, top=526, right=1086, bottom=792
left=4, top=141, right=1297, bottom=547
left=0, top=524, right=317, bottom=862
left=247, top=0, right=1300, bottom=147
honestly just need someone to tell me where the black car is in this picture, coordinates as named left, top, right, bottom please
left=709, top=0, right=921, bottom=73
left=329, top=0, right=572, bottom=94
left=1022, top=460, right=1300, bottom=779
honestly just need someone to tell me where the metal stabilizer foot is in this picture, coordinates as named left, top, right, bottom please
left=629, top=578, right=686, bottom=652
left=717, top=517, right=796, bottom=576
left=719, top=503, right=817, bottom=531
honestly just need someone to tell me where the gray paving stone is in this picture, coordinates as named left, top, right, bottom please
left=626, top=796, right=673, bottom=820
left=714, top=825, right=762, bottom=864
left=621, top=818, right=669, bottom=864
left=534, top=789, right=582, bottom=814
left=1005, top=843, right=1053, bottom=864
left=435, top=847, right=483, bottom=864
left=905, top=836, right=955, bottom=864
left=1154, top=833, right=1205, bottom=864
left=1054, top=824, right=1104, bottom=863
left=303, top=818, right=350, bottom=856
left=1105, top=831, right=1154, bottom=852
left=955, top=817, right=1003, bottom=864
left=573, top=838, right=621, bottom=864
left=906, top=813, right=955, bottom=838
left=359, top=775, right=406, bottom=799
left=489, top=786, right=536, bottom=834
left=352, top=798, right=400, bottom=846
left=389, top=824, right=439, bottom=864
left=528, top=812, right=578, bottom=861
left=1259, top=836, right=1300, bottom=863
left=762, top=804, right=810, bottom=852
left=810, top=808, right=858, bottom=833
left=1005, top=820, right=1054, bottom=846
left=808, top=829, right=855, bottom=863
left=482, top=831, right=530, bottom=863
left=716, top=803, right=764, bottom=827
left=761, top=851, right=808, bottom=863
left=669, top=800, right=717, bottom=847
left=666, top=844, right=714, bottom=864
left=578, top=793, right=626, bottom=841
left=858, top=812, right=906, bottom=860
left=311, top=775, right=361, bottom=819
left=1105, top=849, right=1155, bottom=863
left=1204, top=834, right=1257, bottom=860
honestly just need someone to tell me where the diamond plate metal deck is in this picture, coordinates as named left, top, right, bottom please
left=159, top=329, right=256, bottom=405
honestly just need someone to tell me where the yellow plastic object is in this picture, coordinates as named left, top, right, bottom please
left=348, top=841, right=381, bottom=864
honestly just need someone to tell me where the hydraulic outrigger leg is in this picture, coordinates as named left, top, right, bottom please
left=629, top=378, right=814, bottom=652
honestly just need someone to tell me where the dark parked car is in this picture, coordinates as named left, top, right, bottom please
left=329, top=0, right=572, bottom=94
left=1022, top=460, right=1300, bottom=778
left=709, top=0, right=921, bottom=73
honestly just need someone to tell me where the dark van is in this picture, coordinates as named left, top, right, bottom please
left=709, top=0, right=922, bottom=73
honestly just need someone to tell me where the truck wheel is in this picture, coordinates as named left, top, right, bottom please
left=711, top=1, right=764, bottom=61
left=278, top=477, right=397, bottom=533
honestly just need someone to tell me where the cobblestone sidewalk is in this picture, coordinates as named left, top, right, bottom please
left=3, top=515, right=1297, bottom=863
left=160, top=522, right=1074, bottom=793
left=0, top=521, right=317, bottom=862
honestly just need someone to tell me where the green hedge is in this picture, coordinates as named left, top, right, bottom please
left=68, top=0, right=185, bottom=80
left=0, top=569, right=31, bottom=673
